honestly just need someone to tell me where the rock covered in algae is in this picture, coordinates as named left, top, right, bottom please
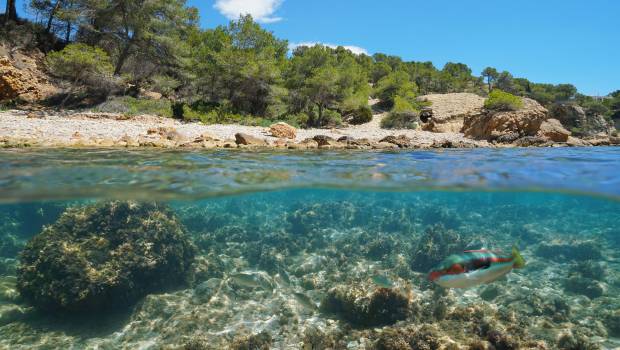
left=17, top=201, right=196, bottom=313
left=535, top=240, right=602, bottom=262
left=320, top=283, right=411, bottom=327
left=373, top=324, right=443, bottom=350
left=410, top=224, right=467, bottom=273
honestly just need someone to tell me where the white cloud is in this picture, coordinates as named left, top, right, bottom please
left=214, top=0, right=284, bottom=23
left=289, top=42, right=369, bottom=55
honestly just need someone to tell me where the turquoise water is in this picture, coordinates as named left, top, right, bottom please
left=0, top=147, right=619, bottom=349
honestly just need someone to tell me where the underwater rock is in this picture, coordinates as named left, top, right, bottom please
left=479, top=285, right=501, bottom=301
left=486, top=330, right=519, bottom=350
left=563, top=276, right=606, bottom=299
left=230, top=331, right=272, bottom=350
left=572, top=260, right=608, bottom=281
left=320, top=283, right=410, bottom=327
left=557, top=329, right=602, bottom=350
left=373, top=324, right=443, bottom=350
left=604, top=310, right=620, bottom=337
left=535, top=240, right=602, bottom=262
left=287, top=201, right=359, bottom=235
left=17, top=201, right=196, bottom=313
left=410, top=224, right=467, bottom=273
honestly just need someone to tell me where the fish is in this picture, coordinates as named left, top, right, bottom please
left=229, top=272, right=274, bottom=290
left=371, top=275, right=394, bottom=288
left=428, top=245, right=525, bottom=289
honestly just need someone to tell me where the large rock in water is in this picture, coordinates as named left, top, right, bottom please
left=17, top=201, right=196, bottom=313
left=419, top=93, right=486, bottom=133
left=462, top=98, right=549, bottom=141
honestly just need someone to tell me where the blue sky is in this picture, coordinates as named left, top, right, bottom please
left=12, top=0, right=619, bottom=95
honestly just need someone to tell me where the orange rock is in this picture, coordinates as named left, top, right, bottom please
left=269, top=122, right=297, bottom=139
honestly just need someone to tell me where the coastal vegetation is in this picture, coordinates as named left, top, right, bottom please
left=1, top=2, right=619, bottom=129
left=484, top=90, right=524, bottom=111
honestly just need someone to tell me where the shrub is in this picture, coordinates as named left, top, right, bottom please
left=381, top=95, right=421, bottom=129
left=320, top=109, right=343, bottom=128
left=93, top=96, right=172, bottom=117
left=381, top=111, right=419, bottom=129
left=46, top=43, right=113, bottom=86
left=484, top=89, right=523, bottom=111
left=346, top=106, right=373, bottom=125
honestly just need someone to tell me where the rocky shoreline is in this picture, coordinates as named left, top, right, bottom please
left=1, top=109, right=618, bottom=150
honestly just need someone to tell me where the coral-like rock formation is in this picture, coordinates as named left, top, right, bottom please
left=462, top=98, right=549, bottom=142
left=410, top=224, right=467, bottom=273
left=269, top=122, right=296, bottom=139
left=17, top=201, right=196, bottom=313
left=321, top=283, right=410, bottom=326
left=535, top=240, right=602, bottom=262
left=419, top=93, right=486, bottom=133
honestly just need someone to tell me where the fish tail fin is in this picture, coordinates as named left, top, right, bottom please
left=512, top=244, right=526, bottom=269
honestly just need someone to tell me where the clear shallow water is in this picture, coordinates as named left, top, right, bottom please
left=0, top=148, right=619, bottom=349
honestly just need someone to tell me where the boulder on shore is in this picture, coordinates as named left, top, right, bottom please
left=235, top=133, right=268, bottom=146
left=269, top=122, right=296, bottom=139
left=462, top=98, right=548, bottom=142
left=538, top=118, right=571, bottom=142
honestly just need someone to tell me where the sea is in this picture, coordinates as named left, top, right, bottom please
left=0, top=147, right=619, bottom=349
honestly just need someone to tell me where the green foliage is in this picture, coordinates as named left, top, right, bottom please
left=285, top=44, right=369, bottom=127
left=380, top=112, right=419, bottom=129
left=346, top=106, right=373, bottom=125
left=484, top=89, right=524, bottom=111
left=188, top=15, right=288, bottom=117
left=380, top=95, right=421, bottom=129
left=374, top=70, right=417, bottom=109
left=46, top=43, right=113, bottom=84
left=482, top=67, right=499, bottom=90
left=93, top=96, right=172, bottom=117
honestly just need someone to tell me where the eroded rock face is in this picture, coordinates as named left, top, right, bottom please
left=269, top=122, right=296, bottom=139
left=462, top=98, right=548, bottom=141
left=550, top=103, right=614, bottom=137
left=0, top=46, right=57, bottom=102
left=538, top=118, right=571, bottom=142
left=17, top=201, right=196, bottom=313
left=419, top=93, right=486, bottom=133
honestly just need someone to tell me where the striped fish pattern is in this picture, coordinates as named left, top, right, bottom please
left=428, top=246, right=525, bottom=289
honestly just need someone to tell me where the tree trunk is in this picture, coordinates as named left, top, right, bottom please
left=45, top=0, right=62, bottom=33
left=114, top=42, right=132, bottom=75
left=317, top=103, right=324, bottom=127
left=4, top=0, right=17, bottom=24
left=65, top=20, right=71, bottom=42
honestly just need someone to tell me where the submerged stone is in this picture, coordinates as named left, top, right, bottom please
left=17, top=201, right=196, bottom=313
left=321, top=283, right=410, bottom=327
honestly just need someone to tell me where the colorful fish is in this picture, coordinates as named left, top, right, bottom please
left=428, top=245, right=525, bottom=288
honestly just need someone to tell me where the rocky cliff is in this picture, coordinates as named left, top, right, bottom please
left=0, top=43, right=57, bottom=103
